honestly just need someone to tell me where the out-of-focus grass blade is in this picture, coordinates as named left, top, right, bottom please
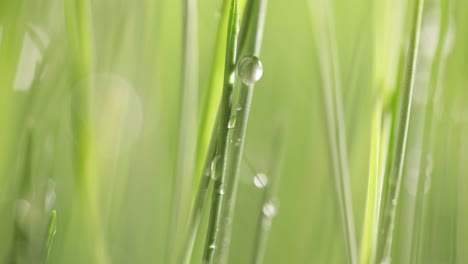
left=166, top=0, right=199, bottom=261
left=378, top=0, right=425, bottom=260
left=251, top=126, right=285, bottom=264
left=307, top=1, right=358, bottom=263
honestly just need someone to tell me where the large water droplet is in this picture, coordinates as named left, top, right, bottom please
left=228, top=116, right=236, bottom=129
left=253, top=173, right=268, bottom=188
left=237, top=56, right=263, bottom=86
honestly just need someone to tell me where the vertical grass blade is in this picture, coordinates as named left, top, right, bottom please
left=64, top=1, right=108, bottom=262
left=202, top=0, right=240, bottom=262
left=251, top=127, right=284, bottom=264
left=205, top=0, right=267, bottom=262
left=378, top=0, right=425, bottom=259
left=166, top=0, right=199, bottom=261
left=308, top=1, right=358, bottom=263
left=410, top=1, right=452, bottom=262
left=195, top=0, right=230, bottom=179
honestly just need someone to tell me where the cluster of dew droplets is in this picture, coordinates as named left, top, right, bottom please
left=237, top=56, right=263, bottom=86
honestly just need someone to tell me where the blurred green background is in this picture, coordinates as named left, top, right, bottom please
left=0, top=0, right=467, bottom=263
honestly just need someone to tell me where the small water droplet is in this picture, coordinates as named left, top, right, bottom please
left=229, top=71, right=236, bottom=84
left=253, top=173, right=268, bottom=188
left=235, top=138, right=241, bottom=147
left=16, top=199, right=31, bottom=231
left=237, top=56, right=263, bottom=86
left=391, top=199, right=396, bottom=206
left=218, top=186, right=225, bottom=195
left=236, top=105, right=242, bottom=111
left=380, top=256, right=391, bottom=264
left=210, top=155, right=222, bottom=180
left=228, top=116, right=236, bottom=129
left=263, top=200, right=279, bottom=218
left=45, top=179, right=56, bottom=212
left=209, top=244, right=216, bottom=250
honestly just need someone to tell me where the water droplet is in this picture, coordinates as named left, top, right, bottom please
left=92, top=73, right=143, bottom=155
left=209, top=244, right=216, bottom=250
left=237, top=56, right=263, bottom=86
left=391, top=199, right=396, bottom=206
left=223, top=217, right=232, bottom=225
left=229, top=71, right=236, bottom=84
left=234, top=138, right=241, bottom=147
left=236, top=105, right=242, bottom=111
left=443, top=17, right=456, bottom=57
left=218, top=185, right=225, bottom=195
left=420, top=9, right=440, bottom=59
left=404, top=149, right=431, bottom=196
left=380, top=256, right=391, bottom=264
left=263, top=200, right=279, bottom=218
left=16, top=199, right=31, bottom=231
left=210, top=155, right=222, bottom=180
left=253, top=173, right=268, bottom=188
left=228, top=116, right=236, bottom=129
left=45, top=179, right=56, bottom=212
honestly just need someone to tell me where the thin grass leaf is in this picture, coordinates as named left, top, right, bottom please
left=166, top=0, right=199, bottom=261
left=202, top=0, right=241, bottom=262
left=63, top=1, right=108, bottom=262
left=195, top=0, right=230, bottom=180
left=308, top=1, right=358, bottom=263
left=377, top=0, right=425, bottom=260
left=251, top=127, right=285, bottom=264
left=410, top=1, right=452, bottom=262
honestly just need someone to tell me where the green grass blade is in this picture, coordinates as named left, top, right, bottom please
left=195, top=0, right=230, bottom=180
left=378, top=0, right=425, bottom=259
left=308, top=1, right=358, bottom=263
left=202, top=0, right=240, bottom=262
left=63, top=1, right=108, bottom=262
left=166, top=0, right=199, bottom=261
left=251, top=127, right=285, bottom=264
left=360, top=100, right=383, bottom=264
left=410, top=1, right=452, bottom=263
left=205, top=0, right=267, bottom=262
